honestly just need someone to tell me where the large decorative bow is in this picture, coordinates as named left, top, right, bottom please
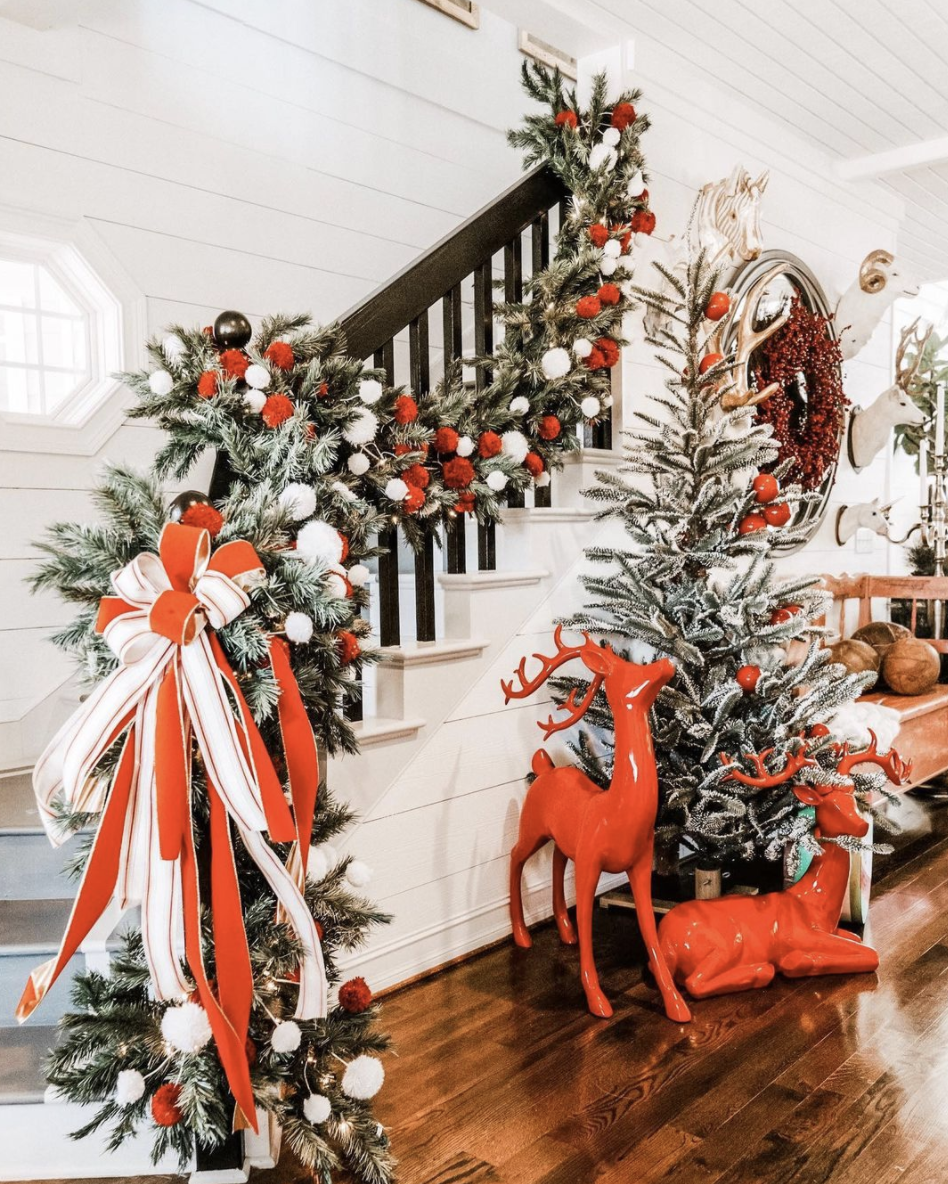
left=18, top=523, right=323, bottom=1131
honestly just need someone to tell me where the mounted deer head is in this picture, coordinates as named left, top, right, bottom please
left=792, top=731, right=911, bottom=839
left=848, top=318, right=931, bottom=470
left=502, top=625, right=675, bottom=740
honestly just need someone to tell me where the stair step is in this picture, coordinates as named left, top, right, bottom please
left=0, top=831, right=80, bottom=900
left=0, top=1024, right=57, bottom=1103
left=504, top=507, right=597, bottom=523
left=0, top=770, right=41, bottom=834
left=437, top=568, right=548, bottom=591
left=0, top=900, right=78, bottom=1029
left=377, top=638, right=490, bottom=667
left=351, top=716, right=426, bottom=747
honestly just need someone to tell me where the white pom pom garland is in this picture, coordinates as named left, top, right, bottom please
left=148, top=370, right=174, bottom=396
left=540, top=347, right=572, bottom=380
left=342, top=1055, right=385, bottom=1100
left=284, top=612, right=314, bottom=643
left=278, top=483, right=317, bottom=521
left=343, top=408, right=379, bottom=446
left=115, top=1069, right=146, bottom=1105
left=588, top=143, right=618, bottom=172
left=599, top=257, right=618, bottom=276
left=306, top=842, right=339, bottom=883
left=627, top=170, right=646, bottom=198
left=347, top=452, right=371, bottom=476
left=303, top=1092, right=332, bottom=1125
left=603, top=239, right=622, bottom=259
left=486, top=469, right=508, bottom=492
left=580, top=396, right=602, bottom=418
left=271, top=1020, right=302, bottom=1053
left=509, top=396, right=530, bottom=415
left=325, top=571, right=349, bottom=599
left=535, top=471, right=551, bottom=488
left=348, top=563, right=370, bottom=587
left=244, top=363, right=271, bottom=390
left=345, top=859, right=373, bottom=888
left=501, top=430, right=529, bottom=463
left=602, top=126, right=621, bottom=147
left=162, top=334, right=186, bottom=361
left=296, top=520, right=344, bottom=565
left=385, top=478, right=409, bottom=502
left=244, top=390, right=267, bottom=413
left=573, top=338, right=594, bottom=359
left=161, top=1001, right=213, bottom=1054
left=455, top=435, right=475, bottom=458
left=359, top=378, right=383, bottom=405
left=331, top=480, right=357, bottom=503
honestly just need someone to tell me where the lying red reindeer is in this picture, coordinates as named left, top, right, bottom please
left=658, top=732, right=910, bottom=998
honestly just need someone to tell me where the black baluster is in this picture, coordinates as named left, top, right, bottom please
left=442, top=286, right=467, bottom=575
left=374, top=340, right=400, bottom=647
left=474, top=260, right=503, bottom=558
left=409, top=311, right=436, bottom=641
left=446, top=512, right=466, bottom=574
left=477, top=520, right=496, bottom=569
left=534, top=481, right=552, bottom=508
left=532, top=211, right=550, bottom=274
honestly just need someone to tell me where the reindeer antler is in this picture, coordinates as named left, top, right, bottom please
left=537, top=676, right=606, bottom=740
left=894, top=317, right=933, bottom=395
left=501, top=625, right=589, bottom=703
left=835, top=730, right=913, bottom=785
left=720, top=742, right=814, bottom=788
left=720, top=264, right=793, bottom=410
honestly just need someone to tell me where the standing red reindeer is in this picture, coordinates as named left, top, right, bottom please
left=502, top=626, right=691, bottom=1023
left=658, top=732, right=910, bottom=998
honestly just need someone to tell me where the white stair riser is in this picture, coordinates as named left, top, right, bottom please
left=375, top=649, right=491, bottom=721
left=0, top=834, right=75, bottom=899
left=441, top=578, right=548, bottom=640
left=0, top=954, right=79, bottom=1028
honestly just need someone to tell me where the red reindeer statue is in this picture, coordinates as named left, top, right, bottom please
left=502, top=626, right=691, bottom=1023
left=658, top=732, right=911, bottom=998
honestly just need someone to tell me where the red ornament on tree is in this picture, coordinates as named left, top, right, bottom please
left=403, top=464, right=430, bottom=489
left=197, top=371, right=219, bottom=398
left=630, top=209, right=656, bottom=235
left=261, top=394, right=295, bottom=428
left=220, top=349, right=249, bottom=380
left=264, top=341, right=295, bottom=371
left=433, top=426, right=459, bottom=454
left=764, top=502, right=792, bottom=527
left=478, top=431, right=502, bottom=458
left=735, top=664, right=761, bottom=693
left=338, top=977, right=373, bottom=1014
left=393, top=395, right=418, bottom=424
left=699, top=353, right=723, bottom=375
left=576, top=296, right=602, bottom=319
left=738, top=513, right=767, bottom=535
left=555, top=110, right=578, bottom=129
left=585, top=347, right=607, bottom=370
left=455, top=491, right=476, bottom=514
left=442, top=457, right=475, bottom=489
left=537, top=415, right=561, bottom=441
left=597, top=283, right=621, bottom=306
left=596, top=337, right=620, bottom=367
left=588, top=224, right=610, bottom=248
left=752, top=473, right=779, bottom=503
left=610, top=102, right=637, bottom=130
left=524, top=452, right=545, bottom=478
left=151, top=1083, right=184, bottom=1127
left=337, top=631, right=361, bottom=666
left=403, top=485, right=425, bottom=513
left=180, top=503, right=224, bottom=538
left=769, top=605, right=801, bottom=626
left=704, top=292, right=731, bottom=322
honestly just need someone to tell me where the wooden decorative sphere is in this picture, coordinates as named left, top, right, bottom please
left=851, top=621, right=911, bottom=662
left=881, top=637, right=940, bottom=696
left=826, top=639, right=880, bottom=679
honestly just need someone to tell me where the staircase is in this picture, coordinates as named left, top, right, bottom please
left=0, top=163, right=626, bottom=1180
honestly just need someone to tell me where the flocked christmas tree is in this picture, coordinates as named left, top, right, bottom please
left=564, top=251, right=896, bottom=870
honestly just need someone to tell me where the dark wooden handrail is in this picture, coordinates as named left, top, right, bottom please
left=339, top=163, right=568, bottom=360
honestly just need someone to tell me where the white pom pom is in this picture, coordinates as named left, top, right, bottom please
left=343, top=408, right=379, bottom=446
left=306, top=842, right=339, bottom=883
left=359, top=378, right=383, bottom=405
left=325, top=571, right=349, bottom=599
left=114, top=1069, right=146, bottom=1106
left=278, top=483, right=318, bottom=521
left=284, top=611, right=314, bottom=643
left=244, top=363, right=271, bottom=390
left=486, top=469, right=508, bottom=492
left=244, top=390, right=267, bottom=413
left=501, top=430, right=529, bottom=462
left=602, top=126, right=621, bottom=147
left=161, top=1001, right=213, bottom=1054
left=509, top=396, right=530, bottom=415
left=456, top=435, right=475, bottom=457
left=303, top=1092, right=332, bottom=1125
left=342, top=1055, right=385, bottom=1100
left=330, top=480, right=357, bottom=503
left=627, top=170, right=646, bottom=198
left=541, top=347, right=572, bottom=380
left=347, top=452, right=371, bottom=476
left=573, top=338, right=594, bottom=359
left=271, top=1020, right=302, bottom=1054
left=296, top=520, right=343, bottom=564
left=162, top=334, right=186, bottom=361
left=581, top=396, right=601, bottom=418
left=615, top=252, right=635, bottom=272
left=588, top=143, right=618, bottom=172
left=348, top=563, right=370, bottom=587
left=535, top=471, right=551, bottom=488
left=599, top=257, right=618, bottom=277
left=346, top=859, right=373, bottom=888
left=148, top=369, right=173, bottom=396
left=603, top=239, right=622, bottom=259
left=634, top=231, right=650, bottom=248
left=385, top=477, right=409, bottom=502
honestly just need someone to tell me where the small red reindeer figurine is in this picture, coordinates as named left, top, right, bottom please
left=658, top=732, right=911, bottom=998
left=502, top=626, right=691, bottom=1023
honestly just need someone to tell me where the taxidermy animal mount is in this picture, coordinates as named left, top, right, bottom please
left=835, top=498, right=895, bottom=546
left=502, top=626, right=691, bottom=1023
left=848, top=318, right=930, bottom=471
left=835, top=250, right=920, bottom=361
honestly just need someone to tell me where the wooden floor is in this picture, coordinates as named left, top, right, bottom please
left=21, top=794, right=948, bottom=1184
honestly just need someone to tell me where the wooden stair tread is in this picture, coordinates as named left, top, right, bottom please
left=377, top=638, right=490, bottom=667
left=437, top=569, right=548, bottom=590
left=350, top=716, right=426, bottom=746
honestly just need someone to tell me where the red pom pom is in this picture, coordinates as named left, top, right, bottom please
left=151, top=1083, right=184, bottom=1127
left=735, top=664, right=761, bottom=693
left=180, top=503, right=224, bottom=538
left=261, top=394, right=295, bottom=428
left=631, top=209, right=656, bottom=235
left=442, top=457, right=475, bottom=489
left=434, top=426, right=459, bottom=454
left=403, top=485, right=425, bottom=513
left=403, top=463, right=430, bottom=490
left=220, top=349, right=249, bottom=379
left=752, top=473, right=780, bottom=504
left=394, top=443, right=412, bottom=456
left=337, top=630, right=361, bottom=665
left=554, top=110, right=578, bottom=129
left=610, top=101, right=637, bottom=130
left=197, top=370, right=219, bottom=399
left=317, top=382, right=329, bottom=398
left=393, top=395, right=418, bottom=424
left=305, top=423, right=317, bottom=440
left=597, top=283, right=621, bottom=306
left=245, top=1037, right=258, bottom=1067
left=478, top=431, right=502, bottom=458
left=596, top=337, right=620, bottom=367
left=705, top=292, right=731, bottom=322
left=264, top=341, right=295, bottom=371
left=764, top=501, right=792, bottom=527
left=524, top=452, right=544, bottom=478
left=338, top=976, right=373, bottom=1014
left=454, top=491, right=476, bottom=514
left=537, top=415, right=561, bottom=441
left=585, top=347, right=607, bottom=370
left=588, top=224, right=610, bottom=248
left=338, top=533, right=350, bottom=562
left=202, top=325, right=214, bottom=336
left=738, top=513, right=768, bottom=535
left=699, top=353, right=723, bottom=375
left=576, top=296, right=602, bottom=319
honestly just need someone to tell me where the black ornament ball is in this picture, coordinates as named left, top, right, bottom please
left=213, top=310, right=252, bottom=350
left=168, top=490, right=210, bottom=522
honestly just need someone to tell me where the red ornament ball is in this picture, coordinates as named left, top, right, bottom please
left=478, top=431, right=502, bottom=459
left=261, top=394, right=295, bottom=428
left=537, top=415, right=561, bottom=441
left=764, top=502, right=792, bottom=527
left=610, top=102, right=637, bottom=130
left=393, top=395, right=418, bottom=425
left=442, top=456, right=475, bottom=489
left=220, top=349, right=249, bottom=380
left=596, top=337, right=620, bottom=367
left=585, top=348, right=607, bottom=371
left=197, top=370, right=219, bottom=398
left=752, top=473, right=779, bottom=503
left=699, top=353, right=723, bottom=375
left=180, top=503, right=224, bottom=538
left=597, top=282, right=621, bottom=306
left=808, top=723, right=831, bottom=738
left=704, top=292, right=731, bottom=322
left=337, top=631, right=361, bottom=666
left=151, top=1083, right=184, bottom=1127
left=264, top=341, right=295, bottom=371
left=576, top=296, right=602, bottom=319
left=403, top=485, right=425, bottom=514
left=403, top=463, right=430, bottom=490
left=738, top=513, right=768, bottom=535
left=524, top=452, right=545, bottom=478
left=735, top=664, right=761, bottom=693
left=433, top=426, right=459, bottom=454
left=555, top=110, right=578, bottom=129
left=630, top=209, right=656, bottom=235
left=338, top=976, right=373, bottom=1014
left=588, top=224, right=610, bottom=248
left=769, top=604, right=801, bottom=626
